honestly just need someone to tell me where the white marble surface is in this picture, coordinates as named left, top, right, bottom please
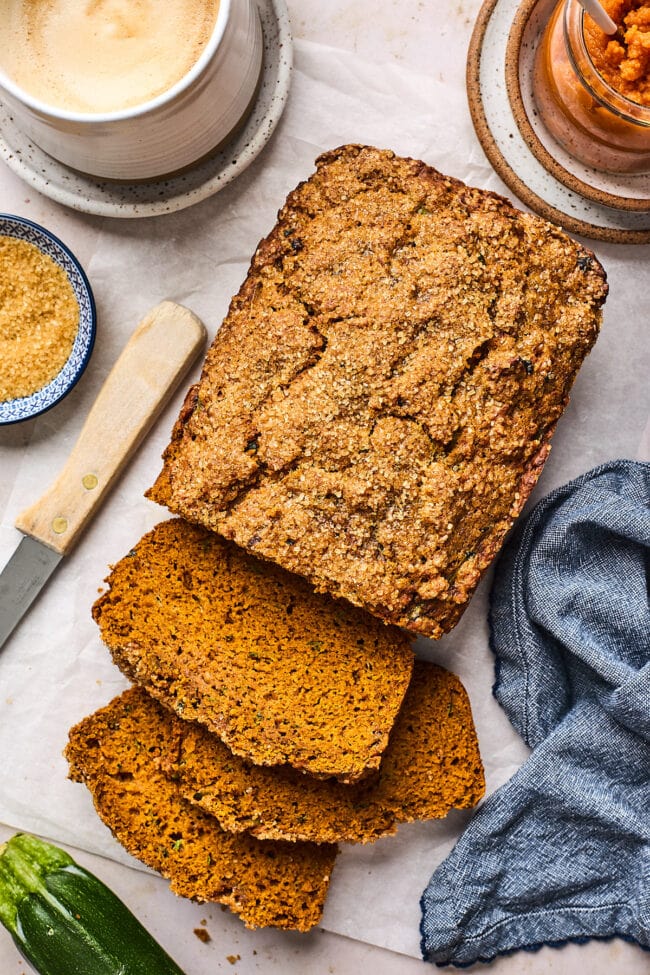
left=0, top=1, right=649, bottom=973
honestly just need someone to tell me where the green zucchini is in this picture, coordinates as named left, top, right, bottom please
left=0, top=833, right=187, bottom=975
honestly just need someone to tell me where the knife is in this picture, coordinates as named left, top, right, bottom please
left=0, top=300, right=206, bottom=650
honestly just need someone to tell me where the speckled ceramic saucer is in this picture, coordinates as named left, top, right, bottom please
left=0, top=0, right=292, bottom=219
left=467, top=0, right=650, bottom=243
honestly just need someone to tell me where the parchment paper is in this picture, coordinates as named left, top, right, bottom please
left=0, top=0, right=648, bottom=960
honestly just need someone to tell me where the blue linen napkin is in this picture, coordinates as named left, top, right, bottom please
left=420, top=459, right=650, bottom=967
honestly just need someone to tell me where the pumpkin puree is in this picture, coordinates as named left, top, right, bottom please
left=585, top=0, right=650, bottom=105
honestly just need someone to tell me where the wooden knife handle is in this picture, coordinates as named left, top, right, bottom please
left=15, top=301, right=206, bottom=555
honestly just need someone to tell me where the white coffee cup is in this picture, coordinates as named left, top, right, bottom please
left=0, top=0, right=262, bottom=181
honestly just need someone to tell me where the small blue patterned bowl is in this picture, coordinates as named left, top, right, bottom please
left=0, top=215, right=96, bottom=425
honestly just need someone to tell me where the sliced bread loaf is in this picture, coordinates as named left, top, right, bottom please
left=65, top=688, right=337, bottom=931
left=162, top=659, right=485, bottom=844
left=92, top=518, right=414, bottom=783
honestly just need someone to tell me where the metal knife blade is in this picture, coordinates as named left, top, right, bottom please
left=0, top=537, right=61, bottom=649
left=0, top=301, right=206, bottom=652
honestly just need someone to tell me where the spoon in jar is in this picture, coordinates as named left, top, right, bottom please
left=577, top=0, right=626, bottom=42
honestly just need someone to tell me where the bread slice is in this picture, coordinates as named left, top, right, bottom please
left=162, top=659, right=485, bottom=844
left=65, top=688, right=337, bottom=931
left=92, top=518, right=414, bottom=783
left=148, top=144, right=608, bottom=639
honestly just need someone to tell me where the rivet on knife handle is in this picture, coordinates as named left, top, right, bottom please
left=14, top=301, right=207, bottom=556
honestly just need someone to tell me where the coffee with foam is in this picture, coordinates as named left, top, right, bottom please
left=0, top=0, right=220, bottom=114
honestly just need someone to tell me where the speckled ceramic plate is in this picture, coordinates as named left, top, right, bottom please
left=507, top=0, right=650, bottom=213
left=0, top=0, right=292, bottom=219
left=0, top=215, right=96, bottom=425
left=467, top=0, right=650, bottom=243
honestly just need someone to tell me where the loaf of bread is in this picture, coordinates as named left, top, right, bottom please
left=162, top=659, right=485, bottom=844
left=148, top=145, right=608, bottom=638
left=65, top=689, right=337, bottom=931
left=92, top=518, right=414, bottom=783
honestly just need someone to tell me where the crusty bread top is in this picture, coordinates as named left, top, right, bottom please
left=163, top=659, right=485, bottom=844
left=65, top=689, right=337, bottom=931
left=92, top=518, right=414, bottom=783
left=148, top=145, right=607, bottom=638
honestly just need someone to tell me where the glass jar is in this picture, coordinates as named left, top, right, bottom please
left=533, top=0, right=650, bottom=173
